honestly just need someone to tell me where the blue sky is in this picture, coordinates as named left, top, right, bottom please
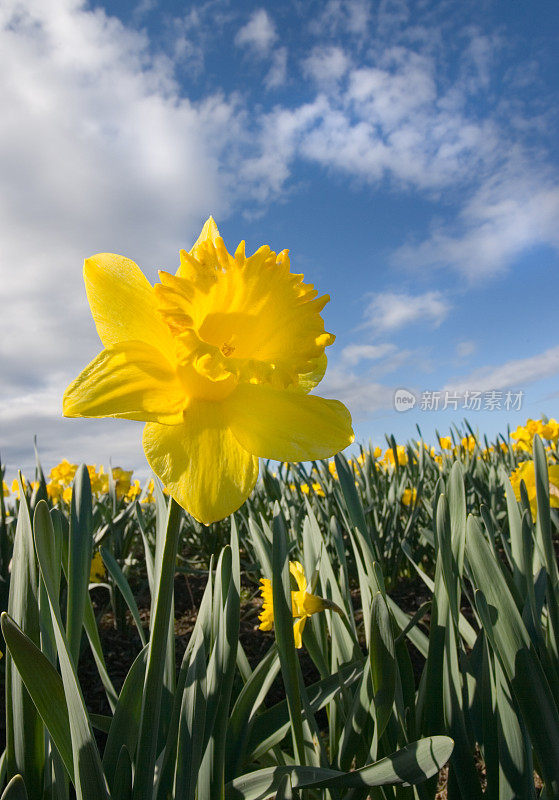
left=1, top=0, right=559, bottom=478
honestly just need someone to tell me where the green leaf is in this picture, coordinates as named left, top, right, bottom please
left=468, top=514, right=559, bottom=794
left=132, top=497, right=182, bottom=800
left=0, top=775, right=28, bottom=800
left=6, top=482, right=43, bottom=798
left=33, top=500, right=108, bottom=800
left=173, top=630, right=207, bottom=800
left=1, top=613, right=73, bottom=779
left=370, top=592, right=396, bottom=747
left=103, top=645, right=148, bottom=791
left=226, top=736, right=454, bottom=799
left=66, top=465, right=93, bottom=667
left=100, top=546, right=146, bottom=646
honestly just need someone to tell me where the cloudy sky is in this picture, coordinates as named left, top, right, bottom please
left=1, top=0, right=559, bottom=479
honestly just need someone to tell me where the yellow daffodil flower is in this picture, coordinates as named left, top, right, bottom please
left=89, top=551, right=106, bottom=583
left=300, top=482, right=325, bottom=497
left=541, top=418, right=559, bottom=443
left=50, top=459, right=78, bottom=486
left=64, top=218, right=353, bottom=523
left=401, top=488, right=417, bottom=506
left=46, top=481, right=63, bottom=503
left=2, top=481, right=9, bottom=498
left=383, top=445, right=408, bottom=467
left=510, top=460, right=559, bottom=520
left=439, top=436, right=452, bottom=450
left=259, top=560, right=334, bottom=648
left=461, top=435, right=476, bottom=453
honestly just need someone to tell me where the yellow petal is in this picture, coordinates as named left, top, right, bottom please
left=289, top=561, right=307, bottom=593
left=190, top=216, right=221, bottom=259
left=63, top=341, right=186, bottom=424
left=142, top=400, right=259, bottom=524
left=84, top=253, right=175, bottom=357
left=227, top=383, right=353, bottom=462
left=293, top=617, right=307, bottom=649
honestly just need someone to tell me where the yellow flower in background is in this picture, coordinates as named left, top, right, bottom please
left=50, top=459, right=77, bottom=486
left=63, top=217, right=353, bottom=524
left=62, top=487, right=72, bottom=504
left=328, top=460, right=338, bottom=480
left=259, top=560, right=333, bottom=648
left=439, top=436, right=452, bottom=450
left=384, top=445, right=408, bottom=467
left=401, top=488, right=417, bottom=506
left=510, top=460, right=559, bottom=519
left=125, top=480, right=142, bottom=502
left=300, top=482, right=325, bottom=497
left=541, top=418, right=559, bottom=443
left=461, top=435, right=476, bottom=453
left=11, top=479, right=22, bottom=499
left=89, top=551, right=106, bottom=583
left=2, top=481, right=9, bottom=497
left=47, top=481, right=63, bottom=503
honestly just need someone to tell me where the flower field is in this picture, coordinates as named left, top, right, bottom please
left=1, top=417, right=558, bottom=798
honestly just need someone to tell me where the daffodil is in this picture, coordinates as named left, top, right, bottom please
left=439, top=436, right=452, bottom=450
left=510, top=460, right=559, bottom=520
left=63, top=218, right=353, bottom=523
left=259, top=561, right=334, bottom=648
left=89, top=551, right=106, bottom=583
left=401, top=488, right=417, bottom=506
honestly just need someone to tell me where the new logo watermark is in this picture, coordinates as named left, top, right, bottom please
left=394, top=388, right=417, bottom=412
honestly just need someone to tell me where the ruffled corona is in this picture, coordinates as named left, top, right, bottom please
left=63, top=217, right=353, bottom=523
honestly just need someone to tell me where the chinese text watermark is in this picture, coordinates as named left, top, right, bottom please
left=394, top=388, right=524, bottom=413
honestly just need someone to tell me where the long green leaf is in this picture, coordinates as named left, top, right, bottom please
left=33, top=501, right=108, bottom=800
left=66, top=465, right=93, bottom=667
left=1, top=613, right=73, bottom=779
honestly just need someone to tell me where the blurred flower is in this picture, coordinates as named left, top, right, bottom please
left=50, top=460, right=77, bottom=486
left=439, top=436, right=452, bottom=450
left=461, top=435, right=476, bottom=453
left=125, top=479, right=142, bottom=502
left=401, top=488, right=417, bottom=506
left=2, top=481, right=9, bottom=498
left=328, top=460, right=338, bottom=480
left=541, top=419, right=559, bottom=443
left=89, top=551, right=106, bottom=583
left=384, top=445, right=408, bottom=467
left=300, top=482, right=325, bottom=497
left=46, top=481, right=63, bottom=503
left=259, top=560, right=333, bottom=648
left=64, top=217, right=353, bottom=524
left=510, top=460, right=559, bottom=519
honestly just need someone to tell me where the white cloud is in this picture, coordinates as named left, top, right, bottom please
left=340, top=343, right=397, bottom=366
left=394, top=168, right=559, bottom=278
left=319, top=367, right=395, bottom=420
left=235, top=9, right=276, bottom=55
left=364, top=291, right=450, bottom=332
left=309, top=0, right=372, bottom=38
left=303, top=46, right=350, bottom=86
left=265, top=46, right=288, bottom=89
left=0, top=0, right=247, bottom=471
left=456, top=340, right=476, bottom=358
left=445, top=346, right=559, bottom=394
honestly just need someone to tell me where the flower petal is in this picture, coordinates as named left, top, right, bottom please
left=142, top=401, right=259, bottom=524
left=63, top=341, right=185, bottom=424
left=84, top=253, right=175, bottom=356
left=293, top=617, right=307, bottom=649
left=227, top=383, right=353, bottom=462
